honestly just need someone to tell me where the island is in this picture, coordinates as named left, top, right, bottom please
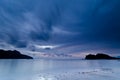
left=0, top=49, right=33, bottom=59
left=85, top=53, right=120, bottom=60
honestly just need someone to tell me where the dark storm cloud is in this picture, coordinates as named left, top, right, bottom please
left=0, top=0, right=120, bottom=54
left=81, top=0, right=120, bottom=46
left=0, top=0, right=59, bottom=47
left=51, top=0, right=120, bottom=50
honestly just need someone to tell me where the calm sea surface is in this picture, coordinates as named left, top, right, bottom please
left=0, top=59, right=120, bottom=80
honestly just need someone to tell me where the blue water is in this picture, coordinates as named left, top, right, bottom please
left=0, top=59, right=120, bottom=80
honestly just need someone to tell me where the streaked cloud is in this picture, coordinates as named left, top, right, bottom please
left=0, top=0, right=120, bottom=58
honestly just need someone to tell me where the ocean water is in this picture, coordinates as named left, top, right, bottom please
left=0, top=59, right=120, bottom=80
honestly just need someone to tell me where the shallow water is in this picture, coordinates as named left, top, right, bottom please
left=0, top=59, right=120, bottom=80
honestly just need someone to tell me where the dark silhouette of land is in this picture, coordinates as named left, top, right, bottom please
left=0, top=49, right=33, bottom=59
left=85, top=53, right=120, bottom=60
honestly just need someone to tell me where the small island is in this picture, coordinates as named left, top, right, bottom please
left=85, top=53, right=120, bottom=60
left=0, top=49, right=33, bottom=59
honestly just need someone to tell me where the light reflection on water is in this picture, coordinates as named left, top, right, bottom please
left=0, top=59, right=120, bottom=80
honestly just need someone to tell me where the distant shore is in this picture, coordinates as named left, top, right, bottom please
left=85, top=53, right=120, bottom=60
left=0, top=49, right=33, bottom=59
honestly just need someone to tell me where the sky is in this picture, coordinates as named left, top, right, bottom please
left=0, top=0, right=120, bottom=58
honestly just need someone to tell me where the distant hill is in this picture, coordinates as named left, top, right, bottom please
left=0, top=49, right=33, bottom=59
left=85, top=53, right=120, bottom=60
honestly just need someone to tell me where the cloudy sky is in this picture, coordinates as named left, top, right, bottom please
left=0, top=0, right=120, bottom=58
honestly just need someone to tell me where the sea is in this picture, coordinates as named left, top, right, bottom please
left=0, top=59, right=120, bottom=80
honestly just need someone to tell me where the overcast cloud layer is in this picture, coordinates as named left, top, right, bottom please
left=0, top=0, right=120, bottom=57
